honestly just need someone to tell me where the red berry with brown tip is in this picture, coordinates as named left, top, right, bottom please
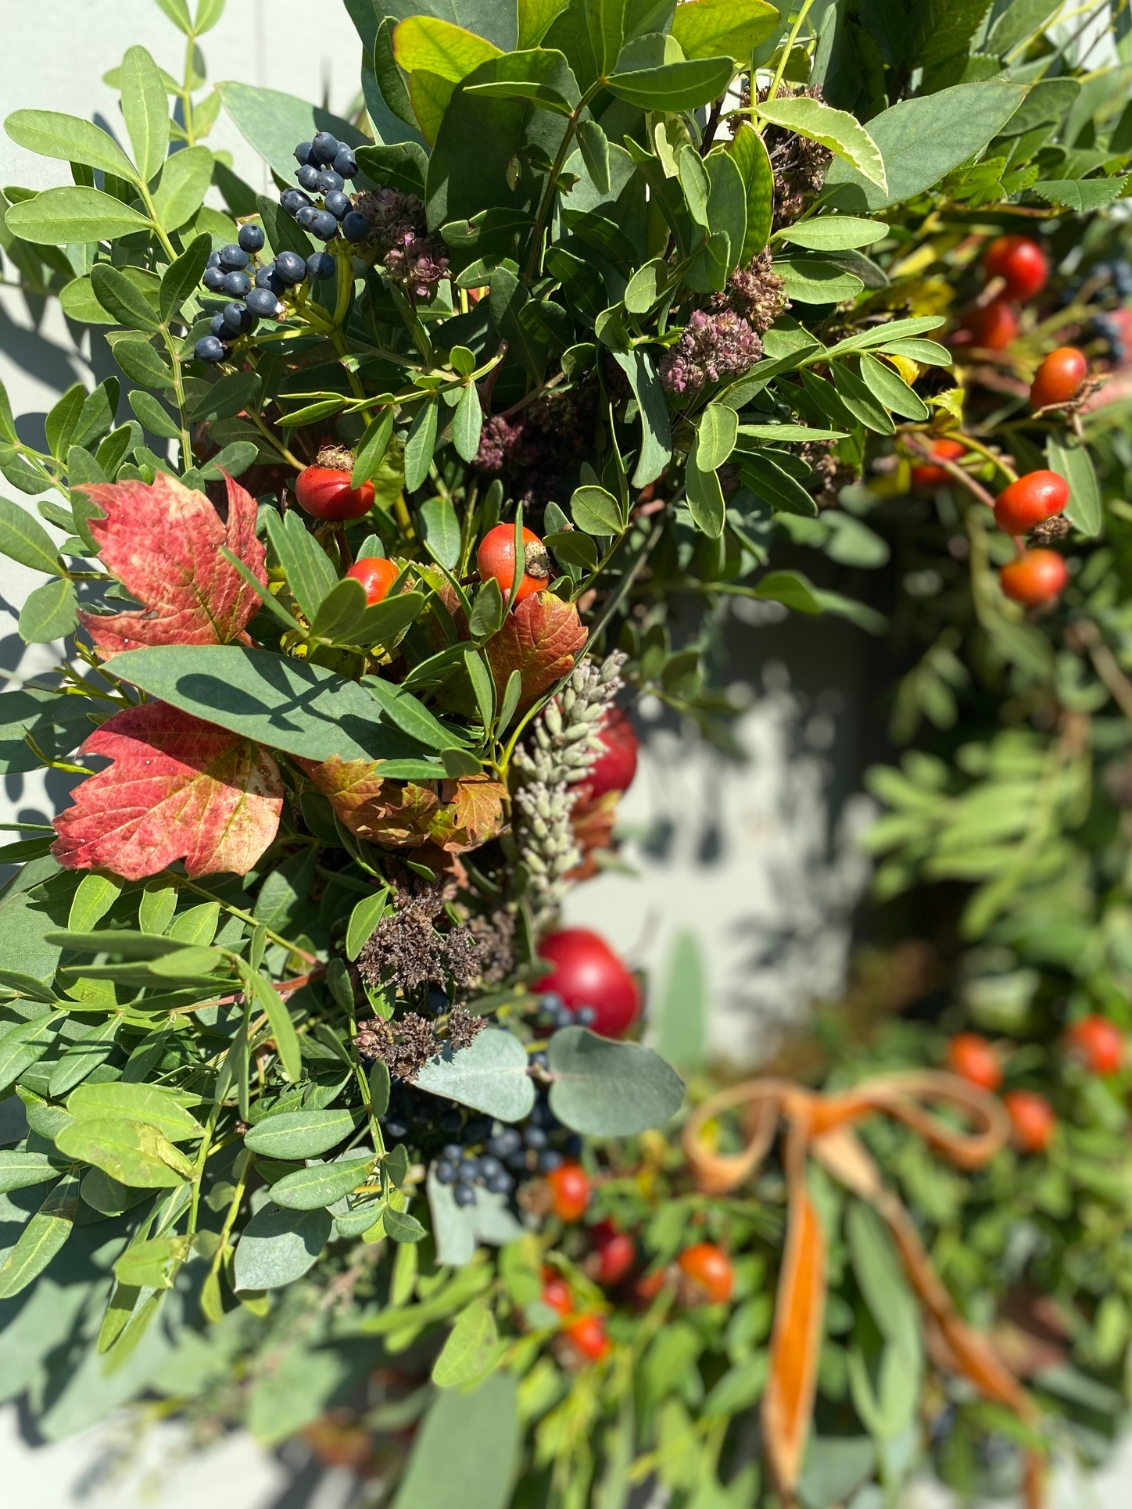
left=295, top=466, right=374, bottom=521
left=1065, top=1015, right=1125, bottom=1075
left=1030, top=347, right=1088, bottom=411
left=575, top=707, right=639, bottom=803
left=963, top=299, right=1019, bottom=351
left=562, top=1313, right=611, bottom=1362
left=911, top=437, right=966, bottom=489
left=547, top=1160, right=590, bottom=1223
left=592, top=1221, right=636, bottom=1286
left=946, top=1032, right=1003, bottom=1092
left=345, top=556, right=398, bottom=605
left=1000, top=549, right=1069, bottom=606
left=537, top=927, right=641, bottom=1039
left=1004, top=1090, right=1056, bottom=1154
left=541, top=1268, right=573, bottom=1315
left=677, top=1242, right=734, bottom=1304
left=993, top=470, right=1069, bottom=536
left=476, top=523, right=548, bottom=603
left=984, top=235, right=1049, bottom=300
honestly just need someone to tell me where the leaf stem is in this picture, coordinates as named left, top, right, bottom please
left=176, top=877, right=318, bottom=963
left=767, top=0, right=816, bottom=102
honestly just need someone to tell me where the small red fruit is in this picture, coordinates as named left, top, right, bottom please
left=592, top=1221, right=636, bottom=1286
left=1065, top=1015, right=1125, bottom=1075
left=1004, top=1090, right=1056, bottom=1154
left=294, top=466, right=375, bottom=521
left=576, top=707, right=640, bottom=803
left=547, top=1160, right=590, bottom=1223
left=984, top=235, right=1049, bottom=301
left=345, top=556, right=399, bottom=605
left=677, top=1242, right=734, bottom=1304
left=562, top=1313, right=611, bottom=1362
left=993, top=470, right=1069, bottom=536
left=946, top=1032, right=1003, bottom=1092
left=999, top=549, right=1069, bottom=606
left=963, top=299, right=1019, bottom=351
left=635, top=1268, right=668, bottom=1302
left=911, top=437, right=967, bottom=489
left=537, top=927, right=642, bottom=1039
left=1030, top=347, right=1088, bottom=411
left=541, top=1268, right=573, bottom=1315
left=476, top=523, right=549, bottom=603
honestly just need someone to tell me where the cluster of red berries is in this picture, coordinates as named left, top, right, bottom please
left=947, top=1014, right=1126, bottom=1154
left=960, top=234, right=1050, bottom=352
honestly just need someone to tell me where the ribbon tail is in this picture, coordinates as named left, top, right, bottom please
left=762, top=1119, right=825, bottom=1502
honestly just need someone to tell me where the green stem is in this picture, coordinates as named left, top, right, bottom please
left=524, top=79, right=604, bottom=282
left=177, top=877, right=318, bottom=962
left=187, top=1098, right=221, bottom=1233
left=767, top=0, right=816, bottom=101
left=180, top=31, right=198, bottom=147
left=246, top=406, right=303, bottom=470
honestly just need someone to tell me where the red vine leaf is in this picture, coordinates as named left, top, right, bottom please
left=484, top=592, right=586, bottom=708
left=77, top=471, right=267, bottom=656
left=301, top=759, right=507, bottom=853
left=52, top=701, right=283, bottom=881
left=446, top=775, right=506, bottom=845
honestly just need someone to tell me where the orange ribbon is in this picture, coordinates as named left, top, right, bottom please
left=682, top=1072, right=1045, bottom=1507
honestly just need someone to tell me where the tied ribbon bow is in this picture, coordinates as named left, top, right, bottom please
left=681, top=1071, right=1045, bottom=1507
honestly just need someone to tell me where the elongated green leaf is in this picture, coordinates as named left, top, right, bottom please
left=830, top=361, right=896, bottom=434
left=128, top=390, right=181, bottom=439
left=858, top=353, right=929, bottom=421
left=354, top=591, right=429, bottom=649
left=270, top=1154, right=373, bottom=1211
left=264, top=510, right=337, bottom=622
left=758, top=95, right=885, bottom=192
left=463, top=47, right=580, bottom=115
left=54, top=1116, right=192, bottom=1187
left=4, top=110, right=137, bottom=180
left=433, top=1299, right=501, bottom=1387
left=159, top=232, right=211, bottom=320
left=697, top=403, right=739, bottom=470
left=0, top=496, right=61, bottom=574
left=392, top=1372, right=520, bottom=1509
left=737, top=452, right=819, bottom=516
left=547, top=1027, right=684, bottom=1135
left=151, top=144, right=214, bottom=231
left=384, top=1206, right=427, bottom=1243
left=247, top=971, right=302, bottom=1084
left=606, top=56, right=734, bottom=112
left=670, top=0, right=778, bottom=60
left=0, top=1176, right=78, bottom=1298
left=363, top=676, right=469, bottom=750
left=0, top=1151, right=59, bottom=1194
left=121, top=46, right=170, bottom=182
left=19, top=578, right=78, bottom=644
left=346, top=888, right=389, bottom=961
left=776, top=216, right=889, bottom=251
left=1047, top=432, right=1102, bottom=536
left=420, top=495, right=463, bottom=570
left=727, top=123, right=774, bottom=260
left=351, top=408, right=394, bottom=489
left=776, top=258, right=864, bottom=304
left=6, top=187, right=150, bottom=245
left=610, top=349, right=671, bottom=487
left=112, top=339, right=173, bottom=389
left=243, top=1107, right=363, bottom=1159
left=47, top=1015, right=122, bottom=1097
left=415, top=1027, right=536, bottom=1122
left=66, top=1080, right=203, bottom=1140
left=571, top=484, right=623, bottom=536
left=685, top=432, right=726, bottom=538
left=309, top=578, right=369, bottom=645
left=452, top=383, right=484, bottom=464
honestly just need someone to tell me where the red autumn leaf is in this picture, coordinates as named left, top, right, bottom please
left=52, top=701, right=283, bottom=881
left=445, top=774, right=506, bottom=845
left=301, top=759, right=507, bottom=853
left=484, top=592, right=586, bottom=709
left=78, top=471, right=267, bottom=656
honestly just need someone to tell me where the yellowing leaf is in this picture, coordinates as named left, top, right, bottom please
left=671, top=0, right=779, bottom=61
left=393, top=16, right=501, bottom=82
left=757, top=95, right=887, bottom=193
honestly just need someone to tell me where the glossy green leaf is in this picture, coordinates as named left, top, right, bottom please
left=0, top=1151, right=58, bottom=1194
left=464, top=47, right=580, bottom=114
left=0, top=1176, right=78, bottom=1298
left=217, top=82, right=367, bottom=184
left=151, top=144, right=214, bottom=231
left=393, top=15, right=502, bottom=82
left=112, top=338, right=173, bottom=389
left=6, top=186, right=150, bottom=245
left=606, top=56, right=734, bottom=112
left=571, top=483, right=623, bottom=536
left=415, top=1028, right=536, bottom=1122
left=776, top=216, right=889, bottom=251
left=309, top=577, right=369, bottom=645
left=433, top=1299, right=501, bottom=1387
left=452, top=382, right=484, bottom=464
left=776, top=258, right=864, bottom=304
left=858, top=353, right=929, bottom=421
left=420, top=495, right=463, bottom=570
left=697, top=403, right=739, bottom=470
left=270, top=1155, right=374, bottom=1211
left=120, top=46, right=170, bottom=182
left=54, top=1117, right=193, bottom=1187
left=66, top=1081, right=203, bottom=1140
left=352, top=408, right=395, bottom=489
left=685, top=431, right=726, bottom=538
left=1048, top=432, right=1102, bottom=537
left=727, top=123, right=774, bottom=260
left=346, top=888, right=389, bottom=961
left=392, top=1372, right=520, bottom=1509
left=4, top=109, right=136, bottom=180
left=830, top=361, right=896, bottom=434
left=0, top=497, right=62, bottom=575
left=363, top=674, right=469, bottom=750
left=670, top=0, right=778, bottom=60
left=547, top=1027, right=685, bottom=1135
left=128, top=390, right=181, bottom=440
left=404, top=400, right=438, bottom=493
left=738, top=452, right=819, bottom=516
left=244, top=1108, right=363, bottom=1159
left=758, top=95, right=885, bottom=192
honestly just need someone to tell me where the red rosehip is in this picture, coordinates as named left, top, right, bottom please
left=294, top=466, right=375, bottom=521
left=911, top=437, right=967, bottom=489
left=635, top=1268, right=668, bottom=1302
left=562, top=1313, right=611, bottom=1362
left=999, top=549, right=1069, bottom=606
left=541, top=1268, right=573, bottom=1315
left=575, top=707, right=639, bottom=803
left=1030, top=347, right=1088, bottom=411
left=984, top=235, right=1049, bottom=301
left=476, top=523, right=548, bottom=603
left=1065, top=1015, right=1125, bottom=1075
left=677, top=1242, right=734, bottom=1304
left=592, top=1221, right=636, bottom=1286
left=345, top=556, right=398, bottom=605
left=547, top=1160, right=590, bottom=1223
left=1004, top=1090, right=1056, bottom=1154
left=993, top=470, right=1069, bottom=536
left=946, top=1032, right=1003, bottom=1092
left=537, top=927, right=641, bottom=1039
left=963, top=299, right=1019, bottom=351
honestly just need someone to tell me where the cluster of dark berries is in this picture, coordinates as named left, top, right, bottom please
left=281, top=130, right=369, bottom=244
left=1092, top=259, right=1132, bottom=302
left=194, top=222, right=335, bottom=365
left=434, top=1141, right=516, bottom=1206
left=537, top=991, right=597, bottom=1031
left=1090, top=311, right=1128, bottom=364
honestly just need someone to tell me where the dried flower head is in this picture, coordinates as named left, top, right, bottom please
left=1029, top=514, right=1072, bottom=545
left=713, top=252, right=788, bottom=334
left=759, top=86, right=834, bottom=229
left=800, top=441, right=856, bottom=507
left=348, top=186, right=450, bottom=299
left=659, top=309, right=763, bottom=396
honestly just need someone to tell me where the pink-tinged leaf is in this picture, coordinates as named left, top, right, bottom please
left=52, top=701, right=283, bottom=881
left=484, top=592, right=586, bottom=709
left=77, top=471, right=267, bottom=655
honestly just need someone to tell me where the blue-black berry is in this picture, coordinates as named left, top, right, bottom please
left=209, top=313, right=226, bottom=337
left=222, top=270, right=252, bottom=297
left=539, top=1149, right=564, bottom=1173
left=310, top=210, right=340, bottom=241
left=222, top=301, right=257, bottom=335
left=195, top=335, right=227, bottom=363
left=280, top=188, right=311, bottom=216
left=485, top=1171, right=513, bottom=1194
left=294, top=141, right=312, bottom=165
left=333, top=145, right=357, bottom=178
left=453, top=1183, right=476, bottom=1207
left=524, top=1125, right=548, bottom=1149
left=306, top=250, right=335, bottom=280
left=435, top=1160, right=457, bottom=1185
left=296, top=205, right=320, bottom=231
left=296, top=163, right=321, bottom=192
left=202, top=266, right=227, bottom=293
left=275, top=250, right=308, bottom=285
left=318, top=169, right=344, bottom=194
left=238, top=223, right=265, bottom=253
left=323, top=190, right=351, bottom=221
left=310, top=131, right=339, bottom=164
left=207, top=249, right=220, bottom=267
left=576, top=1006, right=597, bottom=1027
left=342, top=209, right=369, bottom=242
left=254, top=263, right=283, bottom=290
left=219, top=244, right=249, bottom=271
left=246, top=287, right=280, bottom=317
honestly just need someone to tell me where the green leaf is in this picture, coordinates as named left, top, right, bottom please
left=159, top=233, right=211, bottom=321
left=420, top=495, right=463, bottom=570
left=606, top=56, right=734, bottom=112
left=217, top=81, right=367, bottom=185
left=309, top=578, right=369, bottom=645
left=577, top=119, right=610, bottom=194
left=48, top=928, right=189, bottom=958
left=670, top=0, right=778, bottom=60
left=128, top=390, right=181, bottom=440
left=858, top=352, right=929, bottom=421
left=114, top=1233, right=190, bottom=1290
left=195, top=0, right=226, bottom=33
left=44, top=383, right=87, bottom=462
left=547, top=1027, right=684, bottom=1135
left=244, top=1108, right=363, bottom=1160
left=697, top=403, right=738, bottom=470
left=270, top=1154, right=373, bottom=1211
left=392, top=1373, right=520, bottom=1509
left=363, top=675, right=469, bottom=751
left=112, top=338, right=173, bottom=389
left=384, top=1206, right=427, bottom=1243
left=489, top=265, right=546, bottom=381
left=66, top=1080, right=203, bottom=1140
left=346, top=888, right=389, bottom=961
left=677, top=144, right=709, bottom=227
left=727, top=123, right=774, bottom=260
left=830, top=361, right=896, bottom=434
left=758, top=95, right=885, bottom=192
left=1031, top=177, right=1125, bottom=211
left=0, top=1150, right=58, bottom=1194
left=404, top=400, right=438, bottom=493
left=351, top=409, right=395, bottom=491
left=354, top=591, right=429, bottom=649
left=685, top=432, right=726, bottom=538
left=151, top=144, right=214, bottom=231
left=469, top=577, right=505, bottom=638
left=4, top=109, right=136, bottom=180
left=393, top=15, right=502, bottom=82
left=705, top=149, right=746, bottom=275
left=571, top=483, right=623, bottom=536
left=0, top=496, right=62, bottom=574
left=233, top=1203, right=332, bottom=1290
left=776, top=258, right=864, bottom=304
left=775, top=216, right=888, bottom=251
left=824, top=80, right=1028, bottom=211
left=152, top=0, right=192, bottom=33
left=0, top=1176, right=78, bottom=1298
left=264, top=509, right=338, bottom=621
left=880, top=337, right=951, bottom=366
left=54, top=1117, right=193, bottom=1187
left=47, top=1015, right=122, bottom=1097
left=464, top=47, right=580, bottom=115
left=0, top=1015, right=61, bottom=1096
left=120, top=46, right=170, bottom=182
left=0, top=379, right=16, bottom=445
left=518, top=0, right=570, bottom=48
left=415, top=1028, right=536, bottom=1121
left=19, top=578, right=78, bottom=644
left=610, top=349, right=672, bottom=488
left=247, top=971, right=303, bottom=1084
left=1047, top=432, right=1102, bottom=537
left=823, top=315, right=945, bottom=359
left=433, top=1299, right=502, bottom=1387
left=452, top=383, right=484, bottom=464
left=6, top=186, right=150, bottom=245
